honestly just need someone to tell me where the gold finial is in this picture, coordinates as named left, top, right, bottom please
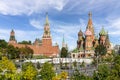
left=45, top=12, right=49, bottom=25
left=88, top=12, right=92, bottom=19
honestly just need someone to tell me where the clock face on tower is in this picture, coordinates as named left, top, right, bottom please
left=45, top=31, right=48, bottom=34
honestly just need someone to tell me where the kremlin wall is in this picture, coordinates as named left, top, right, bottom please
left=8, top=13, right=59, bottom=57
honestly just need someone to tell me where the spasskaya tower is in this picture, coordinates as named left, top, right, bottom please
left=42, top=13, right=52, bottom=46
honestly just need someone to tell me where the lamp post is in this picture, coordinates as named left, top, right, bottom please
left=35, top=57, right=37, bottom=69
left=8, top=54, right=11, bottom=60
left=20, top=53, right=22, bottom=70
left=97, top=52, right=98, bottom=69
left=29, top=53, right=32, bottom=60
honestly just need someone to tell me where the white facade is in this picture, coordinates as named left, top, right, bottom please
left=23, top=58, right=93, bottom=64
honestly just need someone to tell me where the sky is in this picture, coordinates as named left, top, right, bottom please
left=0, top=0, right=120, bottom=50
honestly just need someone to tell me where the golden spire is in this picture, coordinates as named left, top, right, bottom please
left=45, top=12, right=49, bottom=26
left=86, top=12, right=93, bottom=29
left=86, top=12, right=95, bottom=40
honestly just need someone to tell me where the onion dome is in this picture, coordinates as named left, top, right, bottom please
left=85, top=29, right=92, bottom=36
left=78, top=29, right=83, bottom=36
left=99, top=27, right=107, bottom=36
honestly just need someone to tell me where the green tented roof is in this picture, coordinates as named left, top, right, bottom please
left=99, top=27, right=107, bottom=36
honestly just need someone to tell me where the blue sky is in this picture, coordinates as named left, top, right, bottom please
left=0, top=0, right=120, bottom=50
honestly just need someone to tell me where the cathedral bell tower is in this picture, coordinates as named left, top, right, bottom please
left=86, top=12, right=95, bottom=41
left=77, top=29, right=84, bottom=51
left=42, top=13, right=52, bottom=46
left=85, top=29, right=92, bottom=50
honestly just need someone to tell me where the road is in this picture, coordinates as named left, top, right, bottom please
left=54, top=64, right=96, bottom=77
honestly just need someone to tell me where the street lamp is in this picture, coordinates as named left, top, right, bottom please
left=8, top=54, right=11, bottom=60
left=97, top=52, right=98, bottom=69
left=20, top=53, right=22, bottom=70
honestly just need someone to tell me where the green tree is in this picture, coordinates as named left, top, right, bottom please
left=117, top=47, right=120, bottom=54
left=0, top=57, right=17, bottom=80
left=93, top=64, right=110, bottom=80
left=0, top=52, right=2, bottom=60
left=18, top=40, right=32, bottom=45
left=71, top=69, right=92, bottom=80
left=60, top=71, right=68, bottom=80
left=0, top=57, right=16, bottom=73
left=110, top=55, right=120, bottom=79
left=25, top=46, right=33, bottom=59
left=22, top=62, right=35, bottom=71
left=95, top=44, right=107, bottom=57
left=40, top=62, right=55, bottom=80
left=61, top=47, right=68, bottom=58
left=22, top=65, right=37, bottom=80
left=0, top=39, right=8, bottom=59
left=95, top=44, right=107, bottom=63
left=6, top=45, right=19, bottom=59
left=0, top=39, right=8, bottom=48
left=52, top=71, right=68, bottom=80
left=52, top=75, right=61, bottom=80
left=80, top=61, right=85, bottom=68
left=19, top=46, right=33, bottom=59
left=36, top=62, right=41, bottom=69
left=73, top=61, right=77, bottom=68
left=4, top=72, right=22, bottom=80
left=60, top=61, right=63, bottom=69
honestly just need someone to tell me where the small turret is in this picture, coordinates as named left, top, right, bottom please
left=77, top=29, right=84, bottom=51
left=9, top=29, right=17, bottom=44
left=62, top=34, right=67, bottom=48
left=99, top=27, right=107, bottom=45
left=105, top=32, right=111, bottom=48
left=78, top=29, right=83, bottom=36
left=99, top=27, right=107, bottom=36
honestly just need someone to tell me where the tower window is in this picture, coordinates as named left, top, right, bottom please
left=73, top=54, right=75, bottom=58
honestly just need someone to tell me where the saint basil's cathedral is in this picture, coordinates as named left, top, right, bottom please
left=71, top=12, right=111, bottom=58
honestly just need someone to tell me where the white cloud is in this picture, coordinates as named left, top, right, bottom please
left=0, top=0, right=68, bottom=15
left=64, top=0, right=120, bottom=15
left=103, top=15, right=120, bottom=36
left=0, top=0, right=119, bottom=15
left=30, top=19, right=43, bottom=29
left=106, top=18, right=120, bottom=30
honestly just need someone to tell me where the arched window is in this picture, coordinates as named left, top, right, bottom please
left=73, top=54, right=75, bottom=58
left=78, top=54, right=80, bottom=58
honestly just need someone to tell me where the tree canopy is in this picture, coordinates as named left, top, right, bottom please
left=61, top=47, right=68, bottom=58
left=18, top=40, right=32, bottom=45
left=40, top=62, right=55, bottom=80
left=22, top=63, right=37, bottom=80
left=95, top=44, right=107, bottom=56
